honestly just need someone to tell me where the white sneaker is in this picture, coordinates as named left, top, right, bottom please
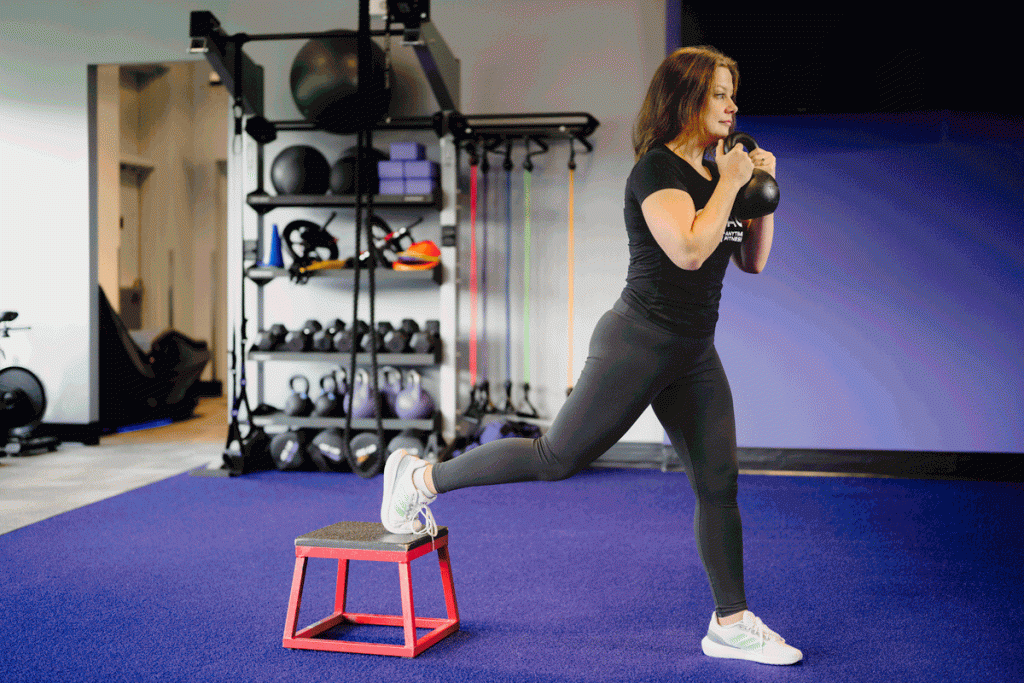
left=701, top=610, right=803, bottom=665
left=380, top=449, right=438, bottom=536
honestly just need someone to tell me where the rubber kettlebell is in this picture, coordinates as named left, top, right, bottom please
left=343, top=368, right=378, bottom=419
left=312, top=372, right=340, bottom=417
left=380, top=366, right=403, bottom=417
left=284, top=375, right=314, bottom=416
left=334, top=367, right=349, bottom=402
left=724, top=132, right=780, bottom=220
left=395, top=369, right=435, bottom=420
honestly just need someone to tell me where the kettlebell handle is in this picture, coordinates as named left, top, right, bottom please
left=722, top=131, right=780, bottom=220
left=319, top=372, right=337, bottom=395
left=724, top=132, right=758, bottom=153
left=333, top=367, right=349, bottom=394
left=289, top=374, right=310, bottom=396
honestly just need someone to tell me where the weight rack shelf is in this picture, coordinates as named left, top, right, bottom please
left=253, top=413, right=439, bottom=431
left=248, top=351, right=440, bottom=365
left=247, top=192, right=441, bottom=211
left=246, top=266, right=442, bottom=285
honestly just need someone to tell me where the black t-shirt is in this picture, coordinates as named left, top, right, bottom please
left=621, top=144, right=745, bottom=336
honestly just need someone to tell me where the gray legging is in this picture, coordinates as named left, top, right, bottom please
left=431, top=296, right=748, bottom=618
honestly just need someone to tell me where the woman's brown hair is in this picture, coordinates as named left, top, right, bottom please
left=632, top=46, right=739, bottom=161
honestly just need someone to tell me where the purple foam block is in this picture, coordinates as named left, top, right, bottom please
left=390, top=142, right=426, bottom=161
left=377, top=160, right=404, bottom=179
left=403, top=161, right=439, bottom=179
left=379, top=179, right=406, bottom=195
left=405, top=178, right=437, bottom=195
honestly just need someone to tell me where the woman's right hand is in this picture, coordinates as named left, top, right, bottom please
left=715, top=138, right=754, bottom=190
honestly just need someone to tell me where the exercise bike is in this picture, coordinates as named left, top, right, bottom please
left=1, top=311, right=60, bottom=456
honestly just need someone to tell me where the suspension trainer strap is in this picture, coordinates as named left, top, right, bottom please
left=522, top=163, right=531, bottom=387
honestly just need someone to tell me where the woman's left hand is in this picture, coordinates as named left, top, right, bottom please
left=748, top=148, right=776, bottom=178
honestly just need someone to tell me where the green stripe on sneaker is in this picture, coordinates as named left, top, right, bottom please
left=731, top=635, right=762, bottom=651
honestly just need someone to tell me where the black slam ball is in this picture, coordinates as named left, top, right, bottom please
left=290, top=30, right=392, bottom=134
left=270, top=145, right=331, bottom=195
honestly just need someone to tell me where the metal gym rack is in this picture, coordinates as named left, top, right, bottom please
left=190, top=1, right=598, bottom=475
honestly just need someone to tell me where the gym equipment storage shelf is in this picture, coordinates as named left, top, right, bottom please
left=248, top=351, right=440, bottom=365
left=246, top=266, right=442, bottom=285
left=247, top=192, right=440, bottom=211
left=254, top=413, right=439, bottom=432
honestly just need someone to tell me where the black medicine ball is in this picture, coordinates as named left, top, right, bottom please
left=270, top=145, right=331, bottom=195
left=330, top=146, right=388, bottom=195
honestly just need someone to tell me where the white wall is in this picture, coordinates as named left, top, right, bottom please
left=1, top=1, right=224, bottom=423
left=0, top=0, right=665, bottom=438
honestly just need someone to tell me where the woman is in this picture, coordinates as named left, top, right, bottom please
left=381, top=46, right=801, bottom=666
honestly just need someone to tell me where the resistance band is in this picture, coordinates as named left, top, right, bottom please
left=517, top=144, right=535, bottom=417
left=517, top=138, right=544, bottom=418
left=566, top=139, right=576, bottom=396
left=478, top=145, right=495, bottom=412
left=503, top=142, right=515, bottom=413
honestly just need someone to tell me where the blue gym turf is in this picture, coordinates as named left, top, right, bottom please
left=1, top=467, right=1020, bottom=682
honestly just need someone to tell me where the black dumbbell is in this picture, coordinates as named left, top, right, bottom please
left=384, top=319, right=418, bottom=353
left=284, top=319, right=323, bottom=352
left=410, top=319, right=440, bottom=354
left=255, top=323, right=288, bottom=351
left=361, top=321, right=394, bottom=353
left=313, top=318, right=345, bottom=351
left=334, top=319, right=369, bottom=352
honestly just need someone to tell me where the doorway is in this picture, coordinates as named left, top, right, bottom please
left=93, top=60, right=228, bottom=390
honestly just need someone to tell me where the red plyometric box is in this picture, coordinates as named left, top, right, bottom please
left=283, top=521, right=459, bottom=658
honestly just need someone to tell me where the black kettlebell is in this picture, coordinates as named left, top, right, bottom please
left=312, top=372, right=340, bottom=417
left=724, top=132, right=780, bottom=220
left=284, top=375, right=314, bottom=416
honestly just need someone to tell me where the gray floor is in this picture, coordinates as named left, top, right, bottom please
left=0, top=441, right=221, bottom=536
